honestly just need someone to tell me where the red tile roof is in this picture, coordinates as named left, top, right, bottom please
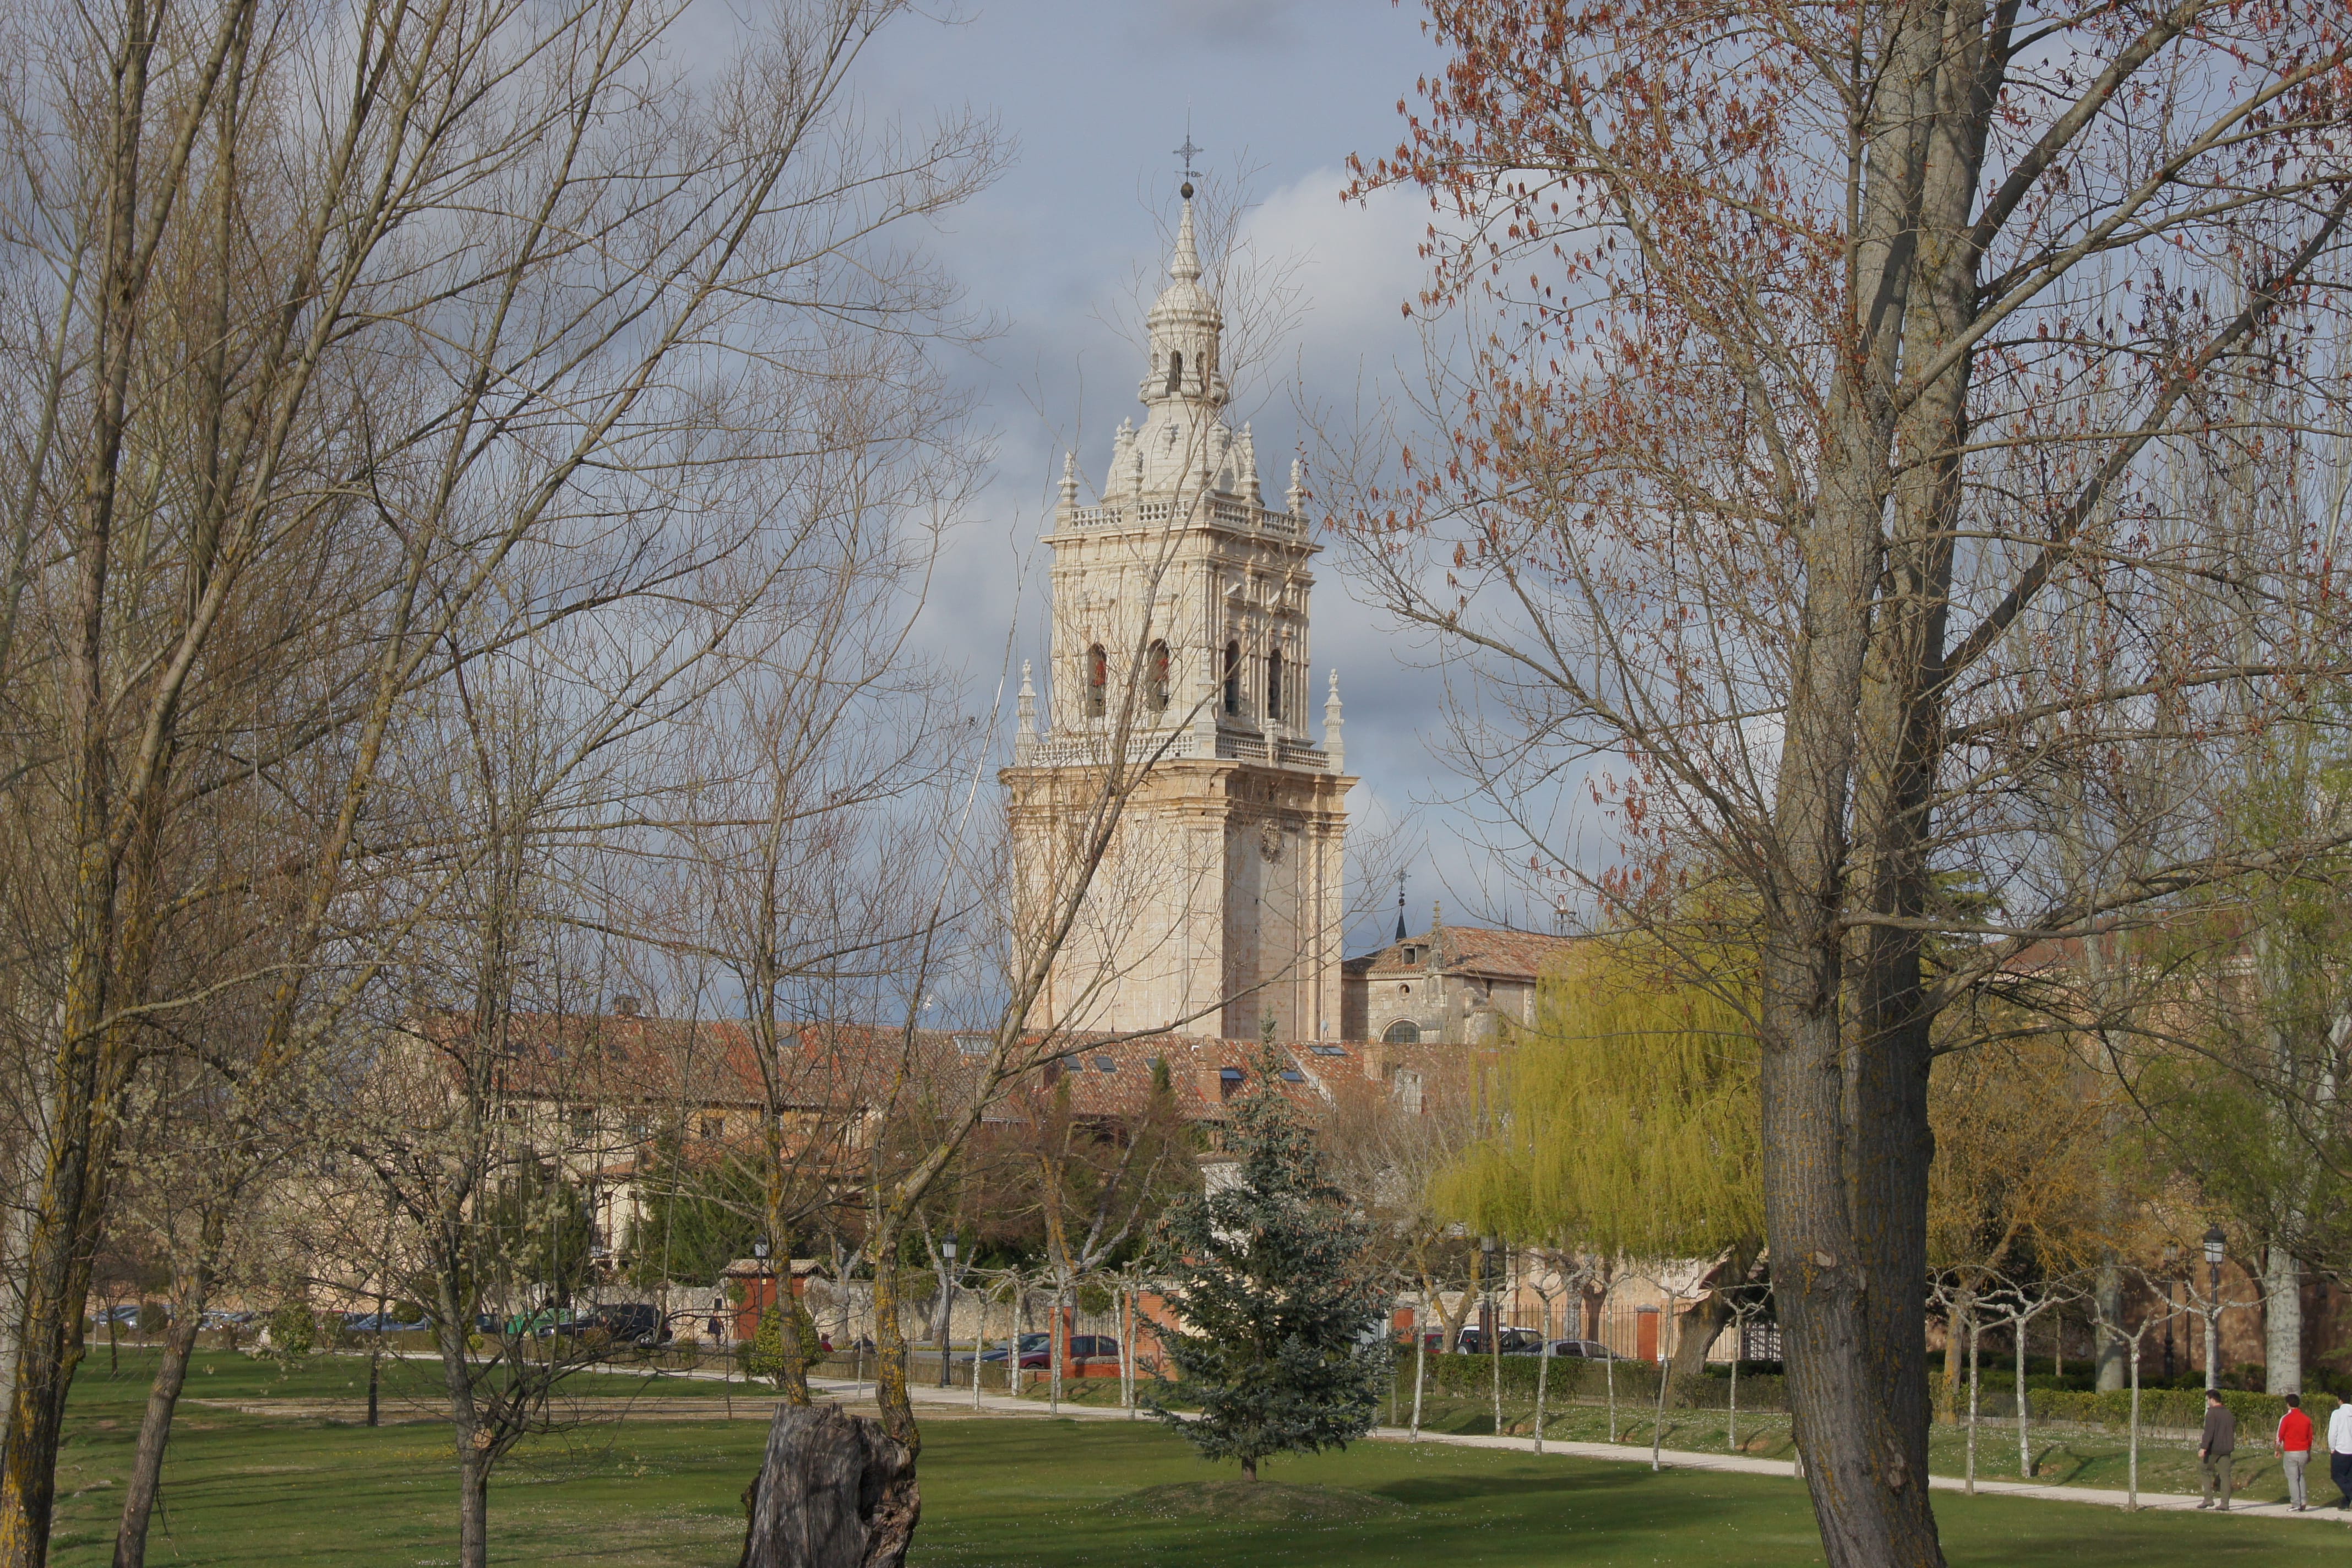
left=1347, top=924, right=1587, bottom=981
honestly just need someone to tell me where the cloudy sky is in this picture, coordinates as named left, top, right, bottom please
left=852, top=1, right=1571, bottom=953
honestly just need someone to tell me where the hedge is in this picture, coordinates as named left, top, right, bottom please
left=1928, top=1371, right=2340, bottom=1436
left=1401, top=1352, right=1788, bottom=1413
left=1405, top=1353, right=2335, bottom=1436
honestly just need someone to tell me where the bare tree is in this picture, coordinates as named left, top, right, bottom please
left=1336, top=5, right=2352, bottom=1562
left=0, top=0, right=1000, bottom=1558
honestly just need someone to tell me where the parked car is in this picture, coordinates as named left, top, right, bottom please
left=1454, top=1327, right=1544, bottom=1356
left=1542, top=1338, right=1629, bottom=1361
left=90, top=1305, right=141, bottom=1327
left=504, top=1307, right=588, bottom=1338
left=342, top=1311, right=431, bottom=1333
left=581, top=1303, right=670, bottom=1346
left=200, top=1309, right=259, bottom=1329
left=965, top=1332, right=1120, bottom=1369
left=973, top=1332, right=1051, bottom=1366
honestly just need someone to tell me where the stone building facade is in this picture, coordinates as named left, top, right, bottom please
left=1341, top=910, right=1585, bottom=1045
left=1000, top=192, right=1353, bottom=1041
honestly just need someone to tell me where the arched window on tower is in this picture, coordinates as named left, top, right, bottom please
left=1166, top=350, right=1184, bottom=394
left=1086, top=644, right=1107, bottom=718
left=1222, top=640, right=1240, bottom=717
left=1267, top=645, right=1284, bottom=722
left=1383, top=1019, right=1422, bottom=1045
left=1147, top=640, right=1170, bottom=713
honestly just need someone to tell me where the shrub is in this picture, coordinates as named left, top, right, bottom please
left=745, top=1302, right=823, bottom=1387
left=134, top=1302, right=167, bottom=1336
left=267, top=1303, right=316, bottom=1358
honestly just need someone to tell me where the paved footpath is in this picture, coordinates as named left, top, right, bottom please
left=803, top=1374, right=2352, bottom=1525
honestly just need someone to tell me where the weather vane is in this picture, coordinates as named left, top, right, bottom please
left=1175, top=118, right=1202, bottom=195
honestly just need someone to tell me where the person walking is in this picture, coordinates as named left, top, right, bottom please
left=2198, top=1389, right=2236, bottom=1510
left=2278, top=1393, right=2315, bottom=1511
left=2329, top=1395, right=2352, bottom=1509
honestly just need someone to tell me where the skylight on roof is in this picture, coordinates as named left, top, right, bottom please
left=1278, top=1069, right=1305, bottom=1082
left=1309, top=1044, right=1347, bottom=1056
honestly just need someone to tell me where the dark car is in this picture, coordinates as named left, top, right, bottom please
left=974, top=1332, right=1051, bottom=1366
left=1543, top=1338, right=1628, bottom=1360
left=342, top=1311, right=431, bottom=1333
left=583, top=1303, right=670, bottom=1346
left=969, top=1332, right=1120, bottom=1369
left=1454, top=1327, right=1544, bottom=1356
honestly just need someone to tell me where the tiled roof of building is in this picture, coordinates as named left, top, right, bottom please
left=399, top=1009, right=1361, bottom=1127
left=1346, top=924, right=1587, bottom=980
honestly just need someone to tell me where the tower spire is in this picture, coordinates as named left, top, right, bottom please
left=1169, top=197, right=1201, bottom=283
left=1015, top=660, right=1037, bottom=764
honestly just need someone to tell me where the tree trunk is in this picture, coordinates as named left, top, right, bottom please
left=1, top=1161, right=108, bottom=1568
left=2266, top=1245, right=2301, bottom=1395
left=1938, top=1290, right=1973, bottom=1424
left=458, top=1441, right=490, bottom=1568
left=2094, top=1258, right=2126, bottom=1393
left=738, top=1403, right=916, bottom=1568
left=112, top=1240, right=215, bottom=1568
left=1759, top=8, right=2001, bottom=1564
left=868, top=1253, right=917, bottom=1453
left=1667, top=1239, right=1761, bottom=1400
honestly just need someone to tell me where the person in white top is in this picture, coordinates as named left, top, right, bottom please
left=2327, top=1398, right=2352, bottom=1510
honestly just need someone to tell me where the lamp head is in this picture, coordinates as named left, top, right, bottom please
left=2202, top=1224, right=2225, bottom=1267
left=941, top=1238, right=958, bottom=1262
left=753, top=1238, right=769, bottom=1260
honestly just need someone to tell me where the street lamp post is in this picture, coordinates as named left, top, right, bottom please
left=938, top=1239, right=959, bottom=1388
left=752, top=1238, right=771, bottom=1375
left=1479, top=1236, right=1499, bottom=1347
left=2160, top=1246, right=2179, bottom=1382
left=2202, top=1226, right=2225, bottom=1391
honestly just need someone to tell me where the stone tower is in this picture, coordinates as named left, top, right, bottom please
left=1001, top=190, right=1353, bottom=1041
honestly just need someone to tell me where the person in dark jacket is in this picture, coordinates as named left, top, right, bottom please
left=2197, top=1389, right=2236, bottom=1510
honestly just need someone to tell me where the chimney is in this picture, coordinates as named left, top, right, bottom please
left=612, top=995, right=640, bottom=1017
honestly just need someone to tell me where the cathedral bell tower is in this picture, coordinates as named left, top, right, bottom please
left=1001, top=185, right=1353, bottom=1041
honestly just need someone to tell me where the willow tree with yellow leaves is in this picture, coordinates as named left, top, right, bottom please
left=1440, top=937, right=1763, bottom=1385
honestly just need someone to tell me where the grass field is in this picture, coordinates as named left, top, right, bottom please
left=41, top=1351, right=2345, bottom=1566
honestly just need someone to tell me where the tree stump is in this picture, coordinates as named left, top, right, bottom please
left=738, top=1403, right=919, bottom=1568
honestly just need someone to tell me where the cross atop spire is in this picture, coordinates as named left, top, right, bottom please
left=1174, top=122, right=1203, bottom=187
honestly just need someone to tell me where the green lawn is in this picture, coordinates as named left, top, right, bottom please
left=40, top=1351, right=2344, bottom=1566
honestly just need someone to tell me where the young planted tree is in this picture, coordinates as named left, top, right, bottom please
left=1926, top=1027, right=2106, bottom=1421
left=1008, top=1047, right=1194, bottom=1410
left=1146, top=1046, right=1389, bottom=1479
left=1339, top=4, right=2352, bottom=1561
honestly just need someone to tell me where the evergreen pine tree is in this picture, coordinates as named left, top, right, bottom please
left=1147, top=1036, right=1388, bottom=1478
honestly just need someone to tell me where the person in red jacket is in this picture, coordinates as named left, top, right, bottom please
left=2279, top=1393, right=2316, bottom=1511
